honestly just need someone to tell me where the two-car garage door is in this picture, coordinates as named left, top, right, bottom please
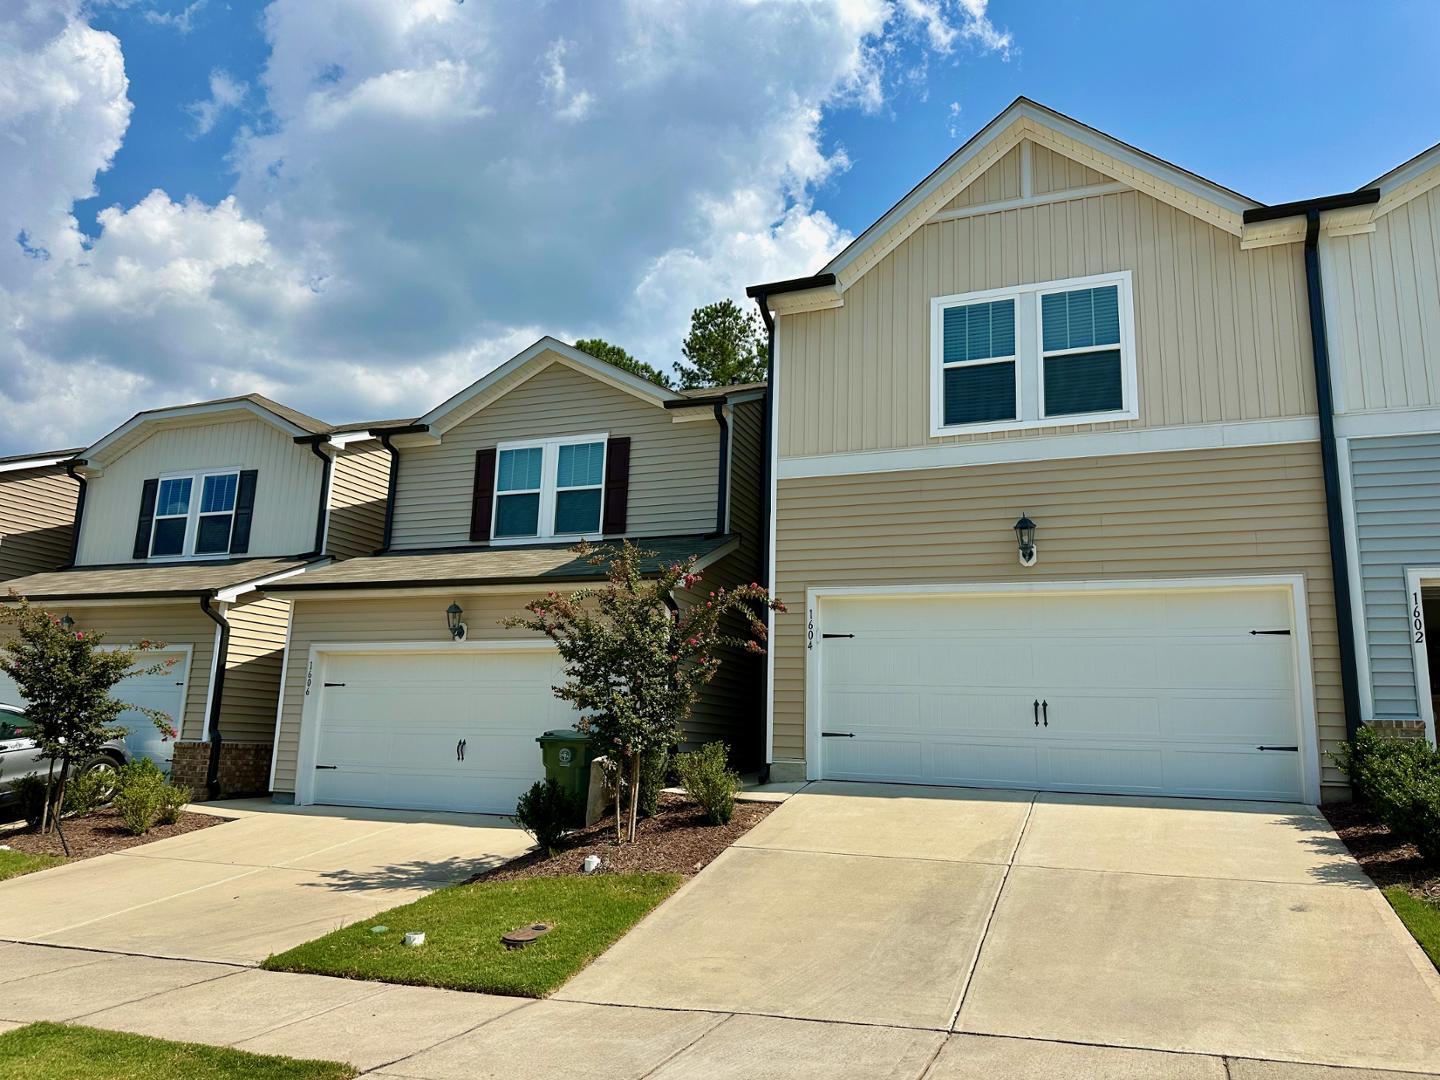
left=815, top=586, right=1308, bottom=802
left=307, top=647, right=579, bottom=814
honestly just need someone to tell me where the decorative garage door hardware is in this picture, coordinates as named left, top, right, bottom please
left=821, top=731, right=856, bottom=738
left=324, top=682, right=346, bottom=687
left=456, top=739, right=468, bottom=762
left=315, top=764, right=337, bottom=770
left=1033, top=699, right=1048, bottom=727
left=822, top=633, right=855, bottom=639
left=1256, top=745, right=1299, bottom=752
left=1249, top=629, right=1292, bottom=636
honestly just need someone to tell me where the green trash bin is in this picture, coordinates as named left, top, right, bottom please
left=536, top=728, right=598, bottom=823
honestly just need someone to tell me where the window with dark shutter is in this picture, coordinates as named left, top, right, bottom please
left=132, top=479, right=159, bottom=559
left=602, top=436, right=630, bottom=535
left=229, top=470, right=258, bottom=554
left=469, top=447, right=497, bottom=541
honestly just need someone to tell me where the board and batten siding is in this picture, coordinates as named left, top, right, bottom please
left=221, top=593, right=291, bottom=744
left=1323, top=181, right=1440, bottom=414
left=77, top=416, right=324, bottom=565
left=389, top=361, right=720, bottom=550
left=326, top=441, right=390, bottom=559
left=772, top=442, right=1346, bottom=793
left=1348, top=433, right=1440, bottom=718
left=0, top=465, right=78, bottom=581
left=778, top=183, right=1314, bottom=458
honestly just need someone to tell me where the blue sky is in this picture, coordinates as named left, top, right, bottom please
left=2, top=1, right=1437, bottom=452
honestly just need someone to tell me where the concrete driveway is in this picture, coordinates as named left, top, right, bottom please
left=0, top=800, right=531, bottom=965
left=558, top=782, right=1440, bottom=1074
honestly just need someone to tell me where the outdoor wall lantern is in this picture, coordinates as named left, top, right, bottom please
left=1013, top=514, right=1038, bottom=567
left=60, top=615, right=75, bottom=631
left=446, top=602, right=467, bottom=641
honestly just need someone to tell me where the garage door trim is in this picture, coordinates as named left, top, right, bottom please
left=293, top=639, right=560, bottom=807
left=803, top=574, right=1320, bottom=803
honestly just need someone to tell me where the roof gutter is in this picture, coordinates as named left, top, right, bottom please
left=198, top=593, right=231, bottom=799
left=1241, top=188, right=1379, bottom=225
left=63, top=459, right=87, bottom=569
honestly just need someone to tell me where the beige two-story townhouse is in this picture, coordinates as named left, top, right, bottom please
left=0, top=395, right=392, bottom=796
left=262, top=337, right=765, bottom=814
left=750, top=98, right=1355, bottom=804
left=0, top=447, right=83, bottom=583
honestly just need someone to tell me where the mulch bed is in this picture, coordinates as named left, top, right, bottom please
left=1321, top=800, right=1440, bottom=901
left=0, top=807, right=226, bottom=861
left=471, top=791, right=774, bottom=884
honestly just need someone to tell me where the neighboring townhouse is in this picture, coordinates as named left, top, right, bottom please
left=749, top=98, right=1355, bottom=804
left=263, top=337, right=765, bottom=814
left=1292, top=141, right=1440, bottom=746
left=0, top=447, right=83, bottom=582
left=0, top=395, right=392, bottom=797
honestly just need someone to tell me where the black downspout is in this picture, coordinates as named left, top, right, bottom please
left=713, top=401, right=731, bottom=536
left=199, top=593, right=230, bottom=799
left=303, top=438, right=333, bottom=558
left=63, top=460, right=87, bottom=568
left=1303, top=208, right=1363, bottom=743
left=376, top=432, right=400, bottom=554
left=754, top=293, right=775, bottom=784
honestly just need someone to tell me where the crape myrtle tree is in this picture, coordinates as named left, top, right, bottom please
left=0, top=595, right=177, bottom=839
left=508, top=542, right=784, bottom=842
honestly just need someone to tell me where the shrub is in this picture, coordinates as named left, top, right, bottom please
left=62, top=768, right=114, bottom=818
left=675, top=742, right=740, bottom=826
left=113, top=758, right=167, bottom=835
left=12, top=775, right=47, bottom=829
left=156, top=783, right=191, bottom=826
left=515, top=779, right=580, bottom=855
left=638, top=747, right=670, bottom=819
left=1336, top=726, right=1440, bottom=863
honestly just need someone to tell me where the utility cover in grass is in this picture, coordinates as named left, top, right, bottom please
left=263, top=873, right=681, bottom=997
left=0, top=1022, right=355, bottom=1080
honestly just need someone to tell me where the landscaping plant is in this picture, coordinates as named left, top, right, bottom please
left=509, top=541, right=783, bottom=842
left=675, top=741, right=741, bottom=825
left=0, top=595, right=177, bottom=841
left=156, top=782, right=192, bottom=826
left=1335, top=726, right=1440, bottom=862
left=515, top=779, right=581, bottom=855
left=60, top=767, right=113, bottom=818
left=114, top=758, right=167, bottom=835
left=637, top=746, right=670, bottom=819
left=11, top=775, right=47, bottom=829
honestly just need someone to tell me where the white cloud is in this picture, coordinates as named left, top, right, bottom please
left=0, top=0, right=1015, bottom=451
left=142, top=1, right=207, bottom=35
left=185, top=68, right=246, bottom=136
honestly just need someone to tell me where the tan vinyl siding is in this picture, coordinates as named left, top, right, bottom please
left=389, top=360, right=719, bottom=549
left=940, top=144, right=1022, bottom=209
left=778, top=184, right=1313, bottom=457
left=1325, top=180, right=1440, bottom=413
left=1030, top=142, right=1110, bottom=194
left=0, top=466, right=78, bottom=581
left=77, top=416, right=324, bottom=564
left=771, top=443, right=1346, bottom=793
left=221, top=593, right=290, bottom=744
left=326, top=441, right=390, bottom=559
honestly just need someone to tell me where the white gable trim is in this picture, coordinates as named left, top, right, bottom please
left=417, top=336, right=681, bottom=436
left=82, top=400, right=314, bottom=469
left=1371, top=144, right=1440, bottom=219
left=820, top=99, right=1256, bottom=291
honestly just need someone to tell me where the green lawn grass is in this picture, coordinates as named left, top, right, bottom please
left=263, top=872, right=681, bottom=997
left=0, top=849, right=64, bottom=882
left=0, top=1022, right=354, bottom=1080
left=1385, top=886, right=1440, bottom=971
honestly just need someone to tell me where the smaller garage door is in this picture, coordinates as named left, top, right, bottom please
left=0, top=651, right=188, bottom=773
left=309, top=647, right=581, bottom=814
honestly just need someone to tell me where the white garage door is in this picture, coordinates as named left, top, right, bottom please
left=0, top=651, right=188, bottom=773
left=309, top=647, right=581, bottom=814
left=816, top=587, right=1306, bottom=801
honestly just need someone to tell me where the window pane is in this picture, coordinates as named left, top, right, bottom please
left=554, top=489, right=602, bottom=534
left=195, top=515, right=233, bottom=554
left=942, top=299, right=1014, bottom=363
left=942, top=361, right=1016, bottom=426
left=1042, top=286, right=1120, bottom=351
left=497, top=447, right=543, bottom=492
left=200, top=473, right=237, bottom=514
left=156, top=478, right=192, bottom=518
left=151, top=517, right=187, bottom=556
left=1044, top=350, right=1124, bottom=416
left=556, top=442, right=604, bottom=489
left=494, top=492, right=540, bottom=537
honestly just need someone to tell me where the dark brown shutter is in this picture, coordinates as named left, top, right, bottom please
left=602, top=437, right=631, bottom=535
left=229, top=469, right=259, bottom=554
left=132, top=479, right=159, bottom=559
left=469, top=448, right=498, bottom=541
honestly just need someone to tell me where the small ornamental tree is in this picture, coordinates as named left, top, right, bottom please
left=507, top=541, right=784, bottom=842
left=0, top=594, right=177, bottom=839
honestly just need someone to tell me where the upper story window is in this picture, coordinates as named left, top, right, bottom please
left=494, top=435, right=607, bottom=541
left=930, top=271, right=1136, bottom=437
left=148, top=468, right=240, bottom=558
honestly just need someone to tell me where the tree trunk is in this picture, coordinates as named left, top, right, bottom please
left=52, top=758, right=72, bottom=857
left=627, top=754, right=641, bottom=843
left=39, top=758, right=56, bottom=834
left=614, top=761, right=624, bottom=844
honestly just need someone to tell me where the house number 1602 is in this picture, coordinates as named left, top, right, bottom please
left=1414, top=591, right=1426, bottom=645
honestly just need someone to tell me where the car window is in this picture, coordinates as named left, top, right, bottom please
left=0, top=713, right=34, bottom=740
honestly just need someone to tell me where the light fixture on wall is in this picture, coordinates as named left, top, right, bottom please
left=446, top=602, right=467, bottom=641
left=1014, top=514, right=1038, bottom=567
left=60, top=615, right=75, bottom=632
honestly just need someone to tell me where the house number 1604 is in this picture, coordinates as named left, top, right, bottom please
left=807, top=608, right=815, bottom=650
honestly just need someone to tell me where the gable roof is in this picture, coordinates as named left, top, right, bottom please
left=753, top=97, right=1258, bottom=304
left=414, top=336, right=686, bottom=437
left=80, top=393, right=333, bottom=467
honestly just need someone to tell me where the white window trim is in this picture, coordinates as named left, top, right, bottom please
left=149, top=466, right=242, bottom=562
left=491, top=433, right=608, bottom=546
left=930, top=270, right=1137, bottom=438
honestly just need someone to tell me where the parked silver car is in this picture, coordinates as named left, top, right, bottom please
left=0, top=702, right=133, bottom=809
